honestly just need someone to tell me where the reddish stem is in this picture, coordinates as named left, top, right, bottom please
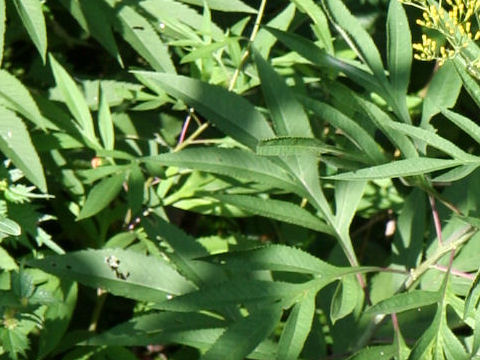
left=429, top=195, right=443, bottom=246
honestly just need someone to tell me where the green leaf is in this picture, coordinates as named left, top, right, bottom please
left=464, top=269, right=480, bottom=319
left=77, top=173, right=125, bottom=220
left=142, top=215, right=211, bottom=286
left=454, top=57, right=480, bottom=108
left=365, top=290, right=440, bottom=315
left=207, top=244, right=338, bottom=276
left=0, top=70, right=47, bottom=130
left=181, top=37, right=241, bottom=64
left=327, top=158, right=466, bottom=181
left=178, top=0, right=256, bottom=13
left=144, top=148, right=300, bottom=193
left=202, top=306, right=282, bottom=360
left=422, top=61, right=462, bottom=125
left=442, top=109, right=480, bottom=147
left=213, top=194, right=333, bottom=234
left=0, top=246, right=17, bottom=271
left=127, top=165, right=144, bottom=216
left=12, top=0, right=47, bottom=63
left=387, top=0, right=411, bottom=98
left=109, top=2, right=176, bottom=73
left=132, top=72, right=274, bottom=150
left=157, top=279, right=303, bottom=312
left=37, top=281, right=77, bottom=359
left=0, top=327, right=29, bottom=360
left=0, top=106, right=47, bottom=192
left=330, top=275, right=360, bottom=324
left=49, top=55, right=99, bottom=147
left=0, top=218, right=21, bottom=236
left=290, top=0, right=333, bottom=54
left=393, top=189, right=425, bottom=268
left=253, top=48, right=312, bottom=137
left=0, top=0, right=5, bottom=66
left=302, top=98, right=385, bottom=164
left=28, top=248, right=196, bottom=302
left=441, top=324, right=468, bottom=360
left=257, top=137, right=369, bottom=163
left=78, top=1, right=123, bottom=66
left=277, top=291, right=315, bottom=360
left=140, top=0, right=224, bottom=42
left=348, top=345, right=396, bottom=360
left=347, top=89, right=418, bottom=159
left=85, top=312, right=226, bottom=346
left=432, top=164, right=479, bottom=183
left=322, top=0, right=387, bottom=88
left=254, top=3, right=296, bottom=58
left=385, top=122, right=473, bottom=161
left=265, top=27, right=383, bottom=95
left=334, top=181, right=366, bottom=234
left=98, top=84, right=115, bottom=151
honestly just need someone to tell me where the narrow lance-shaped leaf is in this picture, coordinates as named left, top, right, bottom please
left=464, top=269, right=480, bottom=319
left=454, top=57, right=480, bottom=109
left=206, top=244, right=339, bottom=276
left=385, top=121, right=474, bottom=161
left=202, top=306, right=283, bottom=360
left=49, top=55, right=99, bottom=148
left=109, top=2, right=176, bottom=73
left=351, top=93, right=418, bottom=159
left=254, top=3, right=296, bottom=58
left=330, top=275, right=360, bottom=324
left=156, top=279, right=305, bottom=312
left=334, top=180, right=366, bottom=234
left=78, top=1, right=123, bottom=66
left=366, top=290, right=440, bottom=315
left=323, top=0, right=411, bottom=123
left=441, top=324, right=468, bottom=360
left=127, top=165, right=144, bottom=216
left=253, top=48, right=312, bottom=137
left=327, top=158, right=466, bottom=181
left=348, top=346, right=396, bottom=360
left=322, top=0, right=387, bottom=88
left=442, top=109, right=480, bottom=147
left=257, top=137, right=369, bottom=163
left=28, top=248, right=196, bottom=303
left=77, top=173, right=125, bottom=220
left=422, top=61, right=462, bottom=126
left=277, top=291, right=316, bottom=360
left=84, top=312, right=226, bottom=347
left=132, top=72, right=274, bottom=150
left=302, top=98, right=385, bottom=164
left=387, top=0, right=412, bottom=98
left=178, top=0, right=256, bottom=13
left=98, top=84, right=115, bottom=151
left=290, top=0, right=333, bottom=54
left=37, top=281, right=77, bottom=359
left=12, top=0, right=47, bottom=63
left=265, top=27, right=384, bottom=96
left=144, top=148, right=301, bottom=194
left=212, top=194, right=334, bottom=235
left=0, top=106, right=47, bottom=192
left=0, top=0, right=5, bottom=66
left=0, top=70, right=47, bottom=130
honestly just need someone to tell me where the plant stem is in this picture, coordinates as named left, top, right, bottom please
left=174, top=0, right=268, bottom=152
left=354, top=225, right=475, bottom=350
left=88, top=289, right=108, bottom=332
left=228, top=0, right=268, bottom=92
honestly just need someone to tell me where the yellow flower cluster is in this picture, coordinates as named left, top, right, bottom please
left=400, top=0, right=480, bottom=66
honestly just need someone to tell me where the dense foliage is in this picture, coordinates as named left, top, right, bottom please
left=2, top=0, right=480, bottom=359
